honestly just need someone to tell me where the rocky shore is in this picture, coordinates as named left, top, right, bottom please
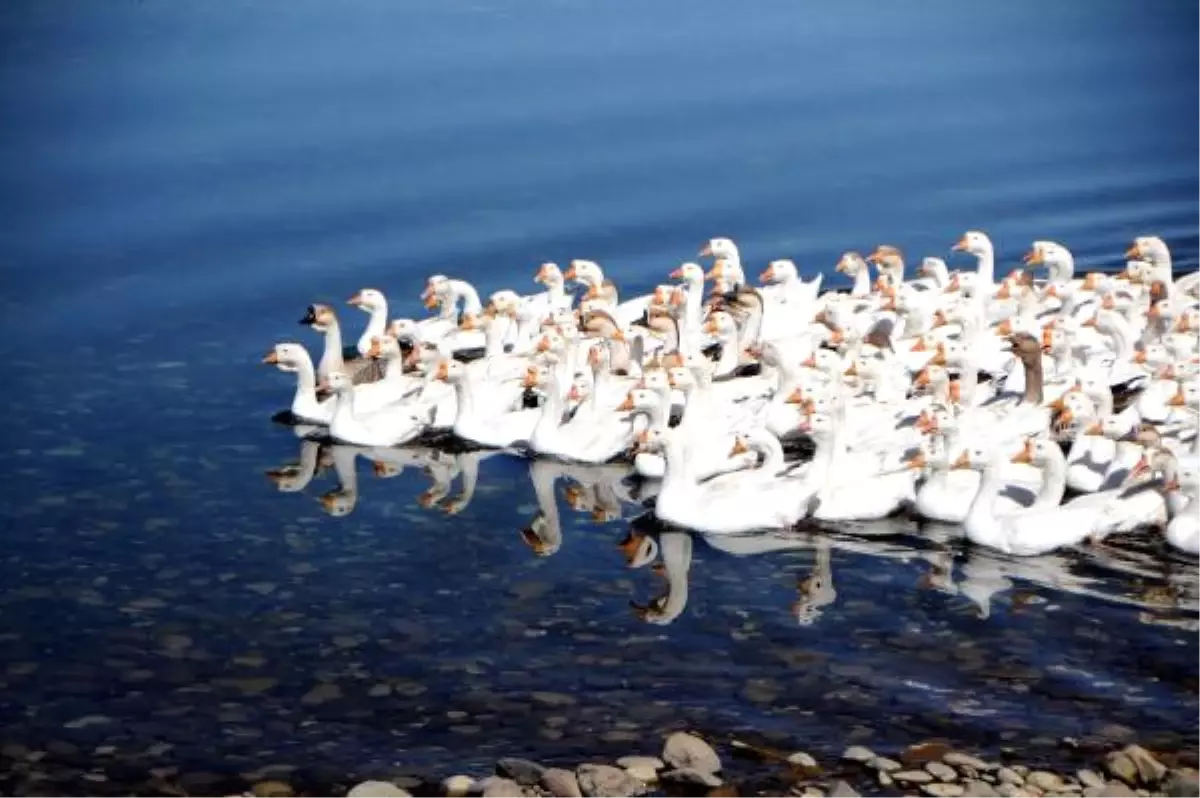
left=228, top=733, right=1199, bottom=798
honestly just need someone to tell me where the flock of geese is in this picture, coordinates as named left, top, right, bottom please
left=263, top=232, right=1200, bottom=558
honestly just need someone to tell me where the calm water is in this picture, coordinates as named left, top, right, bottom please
left=1, top=0, right=1197, bottom=794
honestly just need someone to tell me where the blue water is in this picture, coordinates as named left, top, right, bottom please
left=1, top=1, right=1197, bottom=793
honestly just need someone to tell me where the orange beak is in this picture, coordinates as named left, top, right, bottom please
left=348, top=292, right=364, bottom=306
left=911, top=337, right=928, bottom=352
left=729, top=436, right=749, bottom=457
left=536, top=335, right=553, bottom=353
left=610, top=328, right=627, bottom=343
left=915, top=412, right=937, bottom=434
left=1083, top=421, right=1104, bottom=436
left=669, top=267, right=684, bottom=279
left=1082, top=315, right=1098, bottom=329
left=564, top=265, right=578, bottom=281
left=366, top=337, right=382, bottom=358
left=785, top=387, right=805, bottom=404
left=1010, top=439, right=1034, bottom=464
left=698, top=242, right=713, bottom=257
left=1058, top=408, right=1075, bottom=428
left=951, top=451, right=971, bottom=469
left=844, top=361, right=858, bottom=377
left=459, top=313, right=478, bottom=331
left=1022, top=248, right=1042, bottom=266
left=947, top=380, right=962, bottom=403
left=434, top=361, right=450, bottom=381
left=759, top=266, right=774, bottom=283
left=1167, top=390, right=1186, bottom=407
left=567, top=384, right=583, bottom=402
left=617, top=393, right=635, bottom=411
left=905, top=452, right=927, bottom=471
left=617, top=531, right=646, bottom=565
left=262, top=349, right=279, bottom=364
left=946, top=274, right=960, bottom=292
left=522, top=367, right=540, bottom=388
left=993, top=319, right=1013, bottom=337
left=951, top=235, right=970, bottom=252
left=704, top=263, right=724, bottom=281
left=1124, top=242, right=1140, bottom=260
left=914, top=368, right=931, bottom=388
left=828, top=328, right=845, bottom=345
left=583, top=284, right=600, bottom=300
left=1041, top=327, right=1054, bottom=353
left=801, top=354, right=817, bottom=369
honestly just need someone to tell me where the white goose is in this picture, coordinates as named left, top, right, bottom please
left=263, top=342, right=334, bottom=425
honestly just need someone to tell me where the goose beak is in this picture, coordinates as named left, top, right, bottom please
left=801, top=354, right=817, bottom=368
left=1163, top=478, right=1181, bottom=492
left=617, top=393, right=635, bottom=412
left=1057, top=408, right=1075, bottom=428
left=784, top=387, right=805, bottom=404
left=522, top=368, right=540, bottom=388
left=950, top=451, right=972, bottom=469
left=262, top=349, right=279, bottom=364
left=459, top=312, right=479, bottom=331
left=951, top=235, right=970, bottom=252
left=366, top=337, right=382, bottom=359
left=564, top=266, right=578, bottom=281
left=1022, top=248, right=1042, bottom=266
left=729, top=436, right=749, bottom=457
left=521, top=526, right=551, bottom=557
left=567, top=385, right=583, bottom=402
left=1083, top=421, right=1104, bottom=436
left=698, top=243, right=713, bottom=257
left=1129, top=455, right=1151, bottom=481
left=423, top=294, right=440, bottom=310
left=616, top=531, right=645, bottom=565
left=1010, top=440, right=1034, bottom=464
left=905, top=452, right=927, bottom=471
left=911, top=338, right=928, bottom=352
left=1167, top=390, right=1186, bottom=407
left=1124, top=243, right=1140, bottom=260
left=704, top=264, right=723, bottom=281
left=347, top=292, right=364, bottom=306
left=434, top=361, right=451, bottom=382
left=759, top=266, right=774, bottom=283
left=669, top=267, right=684, bottom=279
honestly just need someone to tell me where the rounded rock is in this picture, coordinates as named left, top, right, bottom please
left=788, top=751, right=818, bottom=769
left=442, top=775, right=474, bottom=797
left=496, top=758, right=545, bottom=787
left=922, top=785, right=965, bottom=798
left=576, top=764, right=645, bottom=798
left=963, top=780, right=999, bottom=797
left=1027, top=771, right=1064, bottom=792
left=829, top=781, right=859, bottom=797
left=997, top=768, right=1025, bottom=786
left=662, top=732, right=721, bottom=774
left=252, top=782, right=294, bottom=798
left=346, top=782, right=410, bottom=798
left=944, top=753, right=994, bottom=773
left=842, top=746, right=876, bottom=764
left=616, top=756, right=663, bottom=772
left=869, top=756, right=901, bottom=773
left=540, top=768, right=582, bottom=798
left=926, top=762, right=958, bottom=782
left=479, top=777, right=522, bottom=798
left=660, top=768, right=722, bottom=789
left=894, top=770, right=934, bottom=784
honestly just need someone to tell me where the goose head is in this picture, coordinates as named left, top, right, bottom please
left=520, top=512, right=561, bottom=557
left=347, top=288, right=386, bottom=314
left=1126, top=236, right=1170, bottom=269
left=565, top=259, right=604, bottom=286
left=1008, top=436, right=1057, bottom=467
left=365, top=334, right=402, bottom=361
left=316, top=371, right=354, bottom=398
left=919, top=257, right=949, bottom=281
left=299, top=303, right=337, bottom=331
left=534, top=262, right=564, bottom=286
left=669, top=262, right=706, bottom=286
left=951, top=230, right=993, bottom=258
left=318, top=488, right=356, bottom=518
left=949, top=443, right=996, bottom=471
left=486, top=290, right=522, bottom=319
left=705, top=258, right=743, bottom=284
left=759, top=259, right=798, bottom=285
left=421, top=275, right=450, bottom=308
left=387, top=318, right=420, bottom=344
left=262, top=342, right=311, bottom=373
left=834, top=251, right=868, bottom=277
left=699, top=237, right=739, bottom=261
left=702, top=309, right=738, bottom=339
left=867, top=245, right=904, bottom=284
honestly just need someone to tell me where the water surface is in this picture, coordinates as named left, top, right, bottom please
left=1, top=0, right=1197, bottom=794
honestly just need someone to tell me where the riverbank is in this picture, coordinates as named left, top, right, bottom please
left=4, top=729, right=1195, bottom=792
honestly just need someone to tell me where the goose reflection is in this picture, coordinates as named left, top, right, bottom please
left=521, top=460, right=638, bottom=557
left=260, top=431, right=1196, bottom=630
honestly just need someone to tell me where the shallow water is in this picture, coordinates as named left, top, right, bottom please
left=1, top=0, right=1197, bottom=794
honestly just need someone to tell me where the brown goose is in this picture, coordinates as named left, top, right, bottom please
left=299, top=303, right=385, bottom=385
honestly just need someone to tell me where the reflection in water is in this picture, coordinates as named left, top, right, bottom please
left=265, top=431, right=1199, bottom=632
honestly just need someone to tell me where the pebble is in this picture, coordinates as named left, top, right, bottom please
left=300, top=683, right=342, bottom=706
left=1099, top=785, right=1135, bottom=798
left=944, top=753, right=994, bottom=772
left=576, top=764, right=645, bottom=797
left=617, top=755, right=663, bottom=772
left=926, top=762, right=958, bottom=782
left=869, top=756, right=901, bottom=773
left=622, top=763, right=659, bottom=783
left=530, top=691, right=577, bottom=707
left=346, top=782, right=410, bottom=798
left=996, top=786, right=1024, bottom=798
left=788, top=751, right=819, bottom=769
left=497, top=757, right=546, bottom=786
left=1027, top=771, right=1065, bottom=792
left=842, top=746, right=876, bottom=764
left=998, top=767, right=1025, bottom=786
left=878, top=772, right=893, bottom=788
left=1118, top=745, right=1167, bottom=786
left=662, top=732, right=721, bottom=774
left=895, top=770, right=935, bottom=784
left=541, top=768, right=582, bottom=798
left=963, top=780, right=999, bottom=797
left=922, top=785, right=965, bottom=797
left=829, top=781, right=859, bottom=797
left=1078, top=770, right=1107, bottom=790
left=442, top=775, right=474, bottom=797
left=1163, top=770, right=1200, bottom=798
left=252, top=781, right=294, bottom=798
left=479, top=777, right=522, bottom=798
left=660, top=768, right=723, bottom=788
